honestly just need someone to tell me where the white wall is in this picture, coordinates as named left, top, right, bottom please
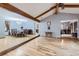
left=39, top=13, right=79, bottom=38
left=0, top=8, right=37, bottom=36
left=0, top=20, right=5, bottom=38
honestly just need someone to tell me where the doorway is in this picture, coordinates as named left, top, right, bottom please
left=60, top=20, right=78, bottom=38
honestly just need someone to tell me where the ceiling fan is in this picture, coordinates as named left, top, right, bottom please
left=58, top=3, right=64, bottom=9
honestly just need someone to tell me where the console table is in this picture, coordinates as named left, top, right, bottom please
left=45, top=32, right=52, bottom=37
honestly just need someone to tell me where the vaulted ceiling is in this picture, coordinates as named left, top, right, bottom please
left=0, top=3, right=79, bottom=22
left=10, top=3, right=56, bottom=20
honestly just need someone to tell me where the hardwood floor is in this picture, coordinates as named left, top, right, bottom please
left=0, top=35, right=39, bottom=55
left=4, top=37, right=79, bottom=56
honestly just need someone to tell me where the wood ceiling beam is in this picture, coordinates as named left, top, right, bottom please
left=54, top=3, right=59, bottom=14
left=35, top=5, right=56, bottom=19
left=64, top=4, right=79, bottom=8
left=0, top=3, right=40, bottom=22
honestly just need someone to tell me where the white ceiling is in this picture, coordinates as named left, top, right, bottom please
left=1, top=3, right=79, bottom=21
left=10, top=3, right=55, bottom=20
left=10, top=3, right=79, bottom=20
left=59, top=8, right=79, bottom=14
left=38, top=9, right=55, bottom=20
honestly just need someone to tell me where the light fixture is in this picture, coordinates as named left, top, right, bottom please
left=47, top=21, right=51, bottom=30
left=59, top=3, right=64, bottom=9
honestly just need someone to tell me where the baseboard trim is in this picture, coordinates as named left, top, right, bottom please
left=0, top=37, right=5, bottom=39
